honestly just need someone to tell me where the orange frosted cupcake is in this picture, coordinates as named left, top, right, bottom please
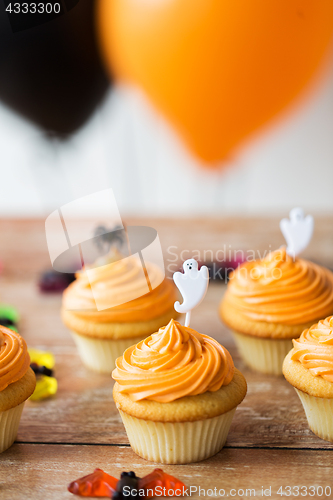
left=62, top=255, right=178, bottom=374
left=0, top=326, right=36, bottom=453
left=112, top=319, right=247, bottom=464
left=220, top=247, right=333, bottom=375
left=283, top=316, right=333, bottom=442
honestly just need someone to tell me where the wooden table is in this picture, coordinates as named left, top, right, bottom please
left=1, top=217, right=333, bottom=500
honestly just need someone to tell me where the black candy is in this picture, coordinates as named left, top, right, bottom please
left=113, top=472, right=140, bottom=500
left=30, top=363, right=53, bottom=378
left=0, top=317, right=15, bottom=327
left=38, top=269, right=76, bottom=293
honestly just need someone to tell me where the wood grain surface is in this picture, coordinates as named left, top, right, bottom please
left=2, top=445, right=333, bottom=500
left=1, top=217, right=333, bottom=499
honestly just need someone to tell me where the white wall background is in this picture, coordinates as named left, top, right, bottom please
left=0, top=62, right=333, bottom=218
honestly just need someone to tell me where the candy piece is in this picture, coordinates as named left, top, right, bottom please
left=199, top=258, right=244, bottom=282
left=113, top=472, right=139, bottom=500
left=38, top=269, right=76, bottom=293
left=0, top=304, right=19, bottom=331
left=139, top=469, right=187, bottom=497
left=68, top=469, right=118, bottom=497
left=0, top=318, right=15, bottom=328
left=29, top=376, right=57, bottom=401
left=68, top=469, right=186, bottom=499
left=28, top=348, right=55, bottom=369
left=29, top=349, right=57, bottom=401
left=0, top=304, right=20, bottom=323
left=30, top=362, right=53, bottom=377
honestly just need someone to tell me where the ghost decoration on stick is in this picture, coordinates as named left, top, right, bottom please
left=173, top=259, right=209, bottom=327
left=280, top=208, right=314, bottom=259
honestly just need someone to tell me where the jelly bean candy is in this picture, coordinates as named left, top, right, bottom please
left=0, top=304, right=19, bottom=331
left=30, top=362, right=53, bottom=377
left=38, top=269, right=75, bottom=293
left=28, top=348, right=55, bottom=369
left=29, top=376, right=58, bottom=401
left=28, top=348, right=57, bottom=401
left=0, top=304, right=19, bottom=323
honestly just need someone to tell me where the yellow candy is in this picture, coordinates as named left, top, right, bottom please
left=28, top=348, right=57, bottom=400
left=29, top=376, right=58, bottom=401
left=28, top=348, right=55, bottom=369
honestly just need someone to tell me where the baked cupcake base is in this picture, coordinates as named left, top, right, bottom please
left=233, top=331, right=293, bottom=375
left=220, top=302, right=308, bottom=375
left=62, top=308, right=178, bottom=340
left=0, top=368, right=36, bottom=453
left=63, top=308, right=178, bottom=374
left=119, top=408, right=236, bottom=464
left=283, top=350, right=333, bottom=442
left=114, top=368, right=247, bottom=464
left=294, top=389, right=333, bottom=442
left=71, top=332, right=141, bottom=374
left=0, top=402, right=25, bottom=453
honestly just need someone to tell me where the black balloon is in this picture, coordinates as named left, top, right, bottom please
left=0, top=0, right=110, bottom=136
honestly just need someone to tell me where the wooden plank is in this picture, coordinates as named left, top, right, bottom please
left=3, top=281, right=330, bottom=449
left=0, top=217, right=332, bottom=280
left=1, top=444, right=333, bottom=500
left=1, top=218, right=333, bottom=450
left=17, top=357, right=333, bottom=449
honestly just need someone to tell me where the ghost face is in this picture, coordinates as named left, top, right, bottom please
left=290, top=207, right=304, bottom=222
left=183, top=259, right=199, bottom=273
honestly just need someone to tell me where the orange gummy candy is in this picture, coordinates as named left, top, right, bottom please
left=68, top=468, right=186, bottom=499
left=68, top=468, right=118, bottom=497
left=139, top=468, right=187, bottom=497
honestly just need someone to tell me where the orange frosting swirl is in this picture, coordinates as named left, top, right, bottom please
left=224, top=248, right=333, bottom=325
left=0, top=326, right=30, bottom=392
left=292, top=316, right=333, bottom=382
left=62, top=255, right=177, bottom=322
left=112, top=319, right=234, bottom=402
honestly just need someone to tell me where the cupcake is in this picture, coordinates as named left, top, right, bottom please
left=62, top=255, right=178, bottom=374
left=283, top=316, right=333, bottom=442
left=112, top=319, right=247, bottom=464
left=220, top=247, right=333, bottom=375
left=0, top=326, right=36, bottom=453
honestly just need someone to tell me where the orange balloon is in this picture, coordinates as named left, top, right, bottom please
left=97, top=0, right=333, bottom=163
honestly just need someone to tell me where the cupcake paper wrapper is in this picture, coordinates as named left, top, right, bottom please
left=71, top=332, right=140, bottom=374
left=0, top=402, right=25, bottom=453
left=119, top=408, right=236, bottom=464
left=295, top=389, right=333, bottom=442
left=233, top=331, right=293, bottom=375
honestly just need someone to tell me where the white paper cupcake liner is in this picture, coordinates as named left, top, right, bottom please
left=295, top=389, right=333, bottom=442
left=0, top=402, right=25, bottom=453
left=71, top=331, right=140, bottom=374
left=119, top=407, right=236, bottom=464
left=233, top=331, right=292, bottom=375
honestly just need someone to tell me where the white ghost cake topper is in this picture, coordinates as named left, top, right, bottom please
left=280, top=207, right=314, bottom=258
left=173, top=259, right=209, bottom=327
